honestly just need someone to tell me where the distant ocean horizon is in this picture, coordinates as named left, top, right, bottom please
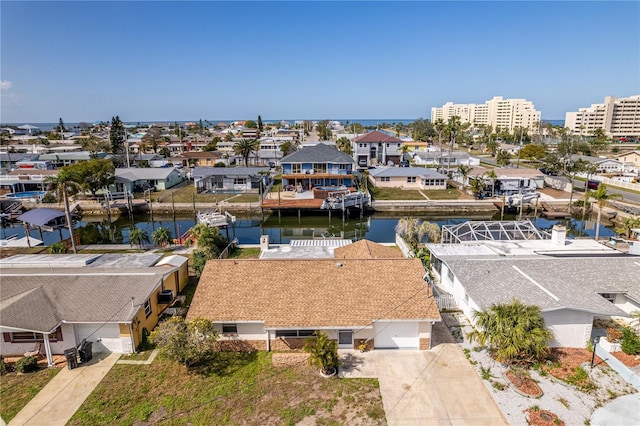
left=4, top=118, right=565, bottom=132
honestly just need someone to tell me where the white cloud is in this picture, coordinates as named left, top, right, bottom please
left=1, top=80, right=12, bottom=91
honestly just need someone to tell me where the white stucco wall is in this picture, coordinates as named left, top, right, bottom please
left=613, top=294, right=640, bottom=315
left=543, top=309, right=594, bottom=348
left=0, top=324, right=76, bottom=356
left=216, top=322, right=266, bottom=340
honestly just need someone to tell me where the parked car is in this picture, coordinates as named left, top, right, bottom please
left=587, top=180, right=600, bottom=190
left=399, top=160, right=410, bottom=167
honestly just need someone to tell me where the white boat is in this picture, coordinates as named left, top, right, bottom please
left=506, top=191, right=539, bottom=207
left=320, top=191, right=369, bottom=210
left=196, top=210, right=229, bottom=227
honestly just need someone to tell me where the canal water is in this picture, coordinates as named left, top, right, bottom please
left=1, top=210, right=618, bottom=247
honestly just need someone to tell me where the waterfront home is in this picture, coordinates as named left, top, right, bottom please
left=0, top=152, right=39, bottom=172
left=188, top=258, right=440, bottom=351
left=427, top=225, right=638, bottom=348
left=0, top=253, right=188, bottom=364
left=280, top=143, right=356, bottom=190
left=113, top=167, right=183, bottom=193
left=464, top=166, right=544, bottom=194
left=367, top=167, right=447, bottom=190
left=37, top=151, right=107, bottom=168
left=352, top=130, right=404, bottom=167
left=0, top=169, right=58, bottom=195
left=193, top=166, right=271, bottom=193
left=615, top=150, right=640, bottom=174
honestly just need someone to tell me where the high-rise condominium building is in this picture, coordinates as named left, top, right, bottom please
left=565, top=95, right=640, bottom=138
left=430, top=96, right=541, bottom=132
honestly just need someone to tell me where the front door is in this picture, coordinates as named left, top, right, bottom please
left=338, top=330, right=353, bottom=349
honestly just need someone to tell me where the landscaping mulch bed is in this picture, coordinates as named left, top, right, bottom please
left=506, top=371, right=543, bottom=397
left=546, top=348, right=601, bottom=381
left=525, top=409, right=565, bottom=426
left=612, top=351, right=640, bottom=368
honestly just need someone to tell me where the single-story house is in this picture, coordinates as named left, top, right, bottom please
left=0, top=152, right=39, bottom=171
left=463, top=166, right=545, bottom=194
left=427, top=230, right=639, bottom=348
left=368, top=167, right=448, bottom=190
left=114, top=167, right=183, bottom=192
left=188, top=258, right=441, bottom=351
left=570, top=154, right=626, bottom=174
left=37, top=151, right=107, bottom=168
left=175, top=151, right=224, bottom=167
left=615, top=150, right=640, bottom=174
left=0, top=255, right=189, bottom=365
left=193, top=166, right=271, bottom=193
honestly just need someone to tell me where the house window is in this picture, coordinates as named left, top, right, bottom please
left=407, top=177, right=416, bottom=183
left=275, top=329, right=315, bottom=338
left=6, top=329, right=62, bottom=343
left=292, top=164, right=301, bottom=174
left=380, top=177, right=390, bottom=182
left=144, top=299, right=152, bottom=317
left=233, top=178, right=246, bottom=185
left=222, top=323, right=238, bottom=334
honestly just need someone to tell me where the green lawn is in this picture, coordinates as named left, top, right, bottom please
left=68, top=352, right=384, bottom=426
left=227, top=247, right=261, bottom=259
left=0, top=367, right=61, bottom=422
left=369, top=185, right=466, bottom=201
left=225, top=194, right=260, bottom=203
left=147, top=186, right=254, bottom=204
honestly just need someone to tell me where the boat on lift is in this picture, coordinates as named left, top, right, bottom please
left=320, top=190, right=369, bottom=210
left=196, top=209, right=235, bottom=227
left=506, top=190, right=539, bottom=207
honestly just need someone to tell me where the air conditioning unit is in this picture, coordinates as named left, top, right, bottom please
left=158, top=289, right=174, bottom=304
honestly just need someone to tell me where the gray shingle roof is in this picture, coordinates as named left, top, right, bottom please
left=441, top=256, right=639, bottom=315
left=280, top=144, right=355, bottom=164
left=368, top=167, right=447, bottom=178
left=115, top=167, right=178, bottom=181
left=0, top=268, right=168, bottom=333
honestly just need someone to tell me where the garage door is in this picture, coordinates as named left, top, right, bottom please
left=75, top=324, right=122, bottom=353
left=374, top=321, right=419, bottom=349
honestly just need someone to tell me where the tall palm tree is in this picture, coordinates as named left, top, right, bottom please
left=457, top=164, right=471, bottom=188
left=44, top=171, right=82, bottom=254
left=495, top=150, right=511, bottom=167
left=129, top=228, right=149, bottom=249
left=394, top=218, right=441, bottom=251
left=433, top=119, right=446, bottom=173
left=485, top=169, right=498, bottom=197
left=233, top=138, right=259, bottom=166
left=467, top=300, right=553, bottom=364
left=588, top=184, right=622, bottom=241
left=152, top=227, right=171, bottom=247
left=445, top=116, right=462, bottom=172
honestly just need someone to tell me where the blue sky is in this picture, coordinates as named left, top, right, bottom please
left=1, top=1, right=639, bottom=123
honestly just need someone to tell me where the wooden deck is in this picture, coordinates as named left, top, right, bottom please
left=261, top=198, right=324, bottom=209
left=540, top=202, right=570, bottom=218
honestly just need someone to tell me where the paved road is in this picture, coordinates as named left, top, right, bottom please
left=573, top=179, right=640, bottom=204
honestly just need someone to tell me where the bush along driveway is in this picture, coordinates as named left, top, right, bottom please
left=443, top=312, right=637, bottom=426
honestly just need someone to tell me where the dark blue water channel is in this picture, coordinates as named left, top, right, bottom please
left=1, top=210, right=617, bottom=246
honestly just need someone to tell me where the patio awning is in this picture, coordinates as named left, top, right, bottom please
left=17, top=208, right=66, bottom=227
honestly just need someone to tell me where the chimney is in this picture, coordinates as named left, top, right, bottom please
left=551, top=225, right=566, bottom=246
left=260, top=235, right=269, bottom=252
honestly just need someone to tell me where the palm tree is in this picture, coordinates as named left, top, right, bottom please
left=129, top=228, right=149, bottom=249
left=469, top=176, right=485, bottom=198
left=485, top=139, right=500, bottom=157
left=394, top=218, right=441, bottom=251
left=495, top=150, right=511, bottom=167
left=303, top=331, right=340, bottom=376
left=233, top=138, right=259, bottom=166
left=615, top=216, right=640, bottom=239
left=457, top=164, right=471, bottom=188
left=44, top=171, right=82, bottom=254
left=588, top=184, right=622, bottom=241
left=152, top=226, right=172, bottom=247
left=467, top=300, right=553, bottom=365
left=433, top=119, right=446, bottom=172
left=485, top=169, right=497, bottom=197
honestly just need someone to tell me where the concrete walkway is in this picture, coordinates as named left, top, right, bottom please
left=9, top=352, right=119, bottom=426
left=341, top=344, right=506, bottom=425
left=591, top=393, right=640, bottom=426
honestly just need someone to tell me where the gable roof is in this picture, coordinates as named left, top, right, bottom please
left=439, top=256, right=638, bottom=316
left=334, top=240, right=403, bottom=259
left=188, top=258, right=440, bottom=328
left=280, top=143, right=355, bottom=164
left=115, top=167, right=179, bottom=181
left=0, top=268, right=168, bottom=333
left=354, top=131, right=402, bottom=143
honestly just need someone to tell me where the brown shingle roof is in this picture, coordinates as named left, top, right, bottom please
left=188, top=259, right=440, bottom=328
left=354, top=130, right=402, bottom=143
left=334, top=240, right=403, bottom=259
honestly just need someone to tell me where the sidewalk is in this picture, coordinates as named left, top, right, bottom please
left=8, top=352, right=119, bottom=426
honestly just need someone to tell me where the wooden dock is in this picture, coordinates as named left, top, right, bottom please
left=540, top=202, right=570, bottom=219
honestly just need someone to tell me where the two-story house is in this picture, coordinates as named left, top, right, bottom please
left=352, top=130, right=403, bottom=167
left=280, top=143, right=356, bottom=190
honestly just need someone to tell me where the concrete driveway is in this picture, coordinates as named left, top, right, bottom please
left=341, top=344, right=506, bottom=425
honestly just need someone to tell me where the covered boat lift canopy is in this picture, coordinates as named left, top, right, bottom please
left=441, top=220, right=551, bottom=244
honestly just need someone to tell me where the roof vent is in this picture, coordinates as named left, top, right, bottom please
left=336, top=262, right=343, bottom=267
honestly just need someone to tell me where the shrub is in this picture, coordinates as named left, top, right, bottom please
left=15, top=356, right=38, bottom=373
left=606, top=327, right=622, bottom=343
left=48, top=241, right=68, bottom=254
left=41, top=192, right=57, bottom=203
left=621, top=327, right=640, bottom=355
left=149, top=317, right=219, bottom=367
left=303, top=331, right=340, bottom=376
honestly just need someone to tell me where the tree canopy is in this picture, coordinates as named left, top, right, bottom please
left=109, top=116, right=126, bottom=165
left=61, top=158, right=115, bottom=196
left=244, top=120, right=257, bottom=129
left=467, top=300, right=552, bottom=364
left=149, top=317, right=219, bottom=367
left=233, top=138, right=259, bottom=166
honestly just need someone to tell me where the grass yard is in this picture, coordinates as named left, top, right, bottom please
left=368, top=185, right=426, bottom=201
left=225, top=194, right=260, bottom=203
left=68, top=352, right=385, bottom=426
left=0, top=367, right=61, bottom=422
left=227, top=247, right=261, bottom=259
left=423, top=188, right=469, bottom=200
left=148, top=186, right=254, bottom=204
